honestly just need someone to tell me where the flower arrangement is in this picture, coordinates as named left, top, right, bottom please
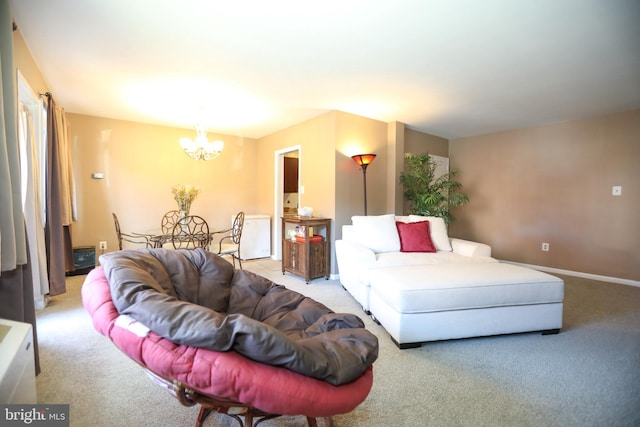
left=172, top=184, right=200, bottom=212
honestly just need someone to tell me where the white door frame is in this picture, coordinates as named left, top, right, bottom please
left=273, top=145, right=301, bottom=260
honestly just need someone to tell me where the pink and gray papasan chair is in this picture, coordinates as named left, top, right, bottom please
left=82, top=248, right=378, bottom=426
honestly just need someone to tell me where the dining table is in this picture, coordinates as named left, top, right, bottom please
left=134, top=224, right=228, bottom=249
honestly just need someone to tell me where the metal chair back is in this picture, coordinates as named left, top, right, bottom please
left=216, top=212, right=245, bottom=268
left=112, top=212, right=150, bottom=250
left=161, top=210, right=181, bottom=234
left=230, top=212, right=245, bottom=245
left=171, top=215, right=210, bottom=250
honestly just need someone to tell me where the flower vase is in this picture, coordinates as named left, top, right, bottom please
left=179, top=206, right=190, bottom=222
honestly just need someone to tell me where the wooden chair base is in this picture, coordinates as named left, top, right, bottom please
left=197, top=406, right=332, bottom=427
left=145, top=368, right=333, bottom=427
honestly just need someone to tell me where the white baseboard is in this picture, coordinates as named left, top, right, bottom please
left=501, top=261, right=640, bottom=288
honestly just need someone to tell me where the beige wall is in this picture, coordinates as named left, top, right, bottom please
left=386, top=122, right=405, bottom=213
left=334, top=110, right=388, bottom=222
left=405, top=127, right=449, bottom=158
left=68, top=113, right=260, bottom=253
left=449, top=109, right=640, bottom=281
left=257, top=110, right=389, bottom=274
left=256, top=111, right=336, bottom=218
left=13, top=29, right=49, bottom=96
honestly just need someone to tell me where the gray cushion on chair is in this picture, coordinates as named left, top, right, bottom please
left=99, top=248, right=378, bottom=385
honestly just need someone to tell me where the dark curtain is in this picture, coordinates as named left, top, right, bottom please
left=0, top=242, right=40, bottom=374
left=44, top=94, right=72, bottom=296
left=0, top=0, right=39, bottom=373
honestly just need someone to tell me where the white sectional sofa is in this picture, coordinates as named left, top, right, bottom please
left=335, top=214, right=564, bottom=348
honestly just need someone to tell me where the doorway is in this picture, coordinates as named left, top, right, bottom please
left=273, top=146, right=300, bottom=260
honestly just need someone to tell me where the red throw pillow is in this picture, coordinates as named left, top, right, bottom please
left=395, top=221, right=437, bottom=253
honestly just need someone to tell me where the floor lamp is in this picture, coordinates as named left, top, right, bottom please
left=351, top=154, right=376, bottom=215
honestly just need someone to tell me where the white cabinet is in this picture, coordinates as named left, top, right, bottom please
left=0, top=318, right=37, bottom=404
left=238, top=214, right=271, bottom=260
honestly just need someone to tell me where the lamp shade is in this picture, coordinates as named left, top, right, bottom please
left=351, top=154, right=376, bottom=167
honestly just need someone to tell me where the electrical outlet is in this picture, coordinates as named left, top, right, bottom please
left=99, top=241, right=107, bottom=250
left=541, top=242, right=550, bottom=252
left=612, top=186, right=622, bottom=196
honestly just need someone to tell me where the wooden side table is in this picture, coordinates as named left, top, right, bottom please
left=281, top=216, right=331, bottom=283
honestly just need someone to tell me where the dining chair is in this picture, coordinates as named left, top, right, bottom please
left=171, top=215, right=210, bottom=250
left=112, top=213, right=151, bottom=250
left=213, top=211, right=245, bottom=269
left=145, top=209, right=183, bottom=248
left=161, top=210, right=181, bottom=234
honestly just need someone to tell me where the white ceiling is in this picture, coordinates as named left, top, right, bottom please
left=10, top=0, right=640, bottom=139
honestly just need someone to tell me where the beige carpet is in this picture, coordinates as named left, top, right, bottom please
left=36, top=258, right=640, bottom=426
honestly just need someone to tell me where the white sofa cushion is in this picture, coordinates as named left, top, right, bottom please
left=351, top=214, right=400, bottom=253
left=369, top=263, right=564, bottom=314
left=372, top=251, right=497, bottom=269
left=409, top=215, right=452, bottom=251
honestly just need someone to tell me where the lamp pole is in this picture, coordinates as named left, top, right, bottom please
left=361, top=163, right=370, bottom=216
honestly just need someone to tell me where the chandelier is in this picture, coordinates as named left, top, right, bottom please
left=179, top=124, right=224, bottom=161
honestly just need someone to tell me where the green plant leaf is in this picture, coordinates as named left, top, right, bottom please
left=399, top=152, right=469, bottom=224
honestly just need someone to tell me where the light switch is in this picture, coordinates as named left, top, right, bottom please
left=612, top=186, right=622, bottom=196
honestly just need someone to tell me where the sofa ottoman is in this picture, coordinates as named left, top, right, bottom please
left=368, top=262, right=564, bottom=348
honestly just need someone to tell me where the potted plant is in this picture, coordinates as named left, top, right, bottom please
left=399, top=152, right=469, bottom=224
